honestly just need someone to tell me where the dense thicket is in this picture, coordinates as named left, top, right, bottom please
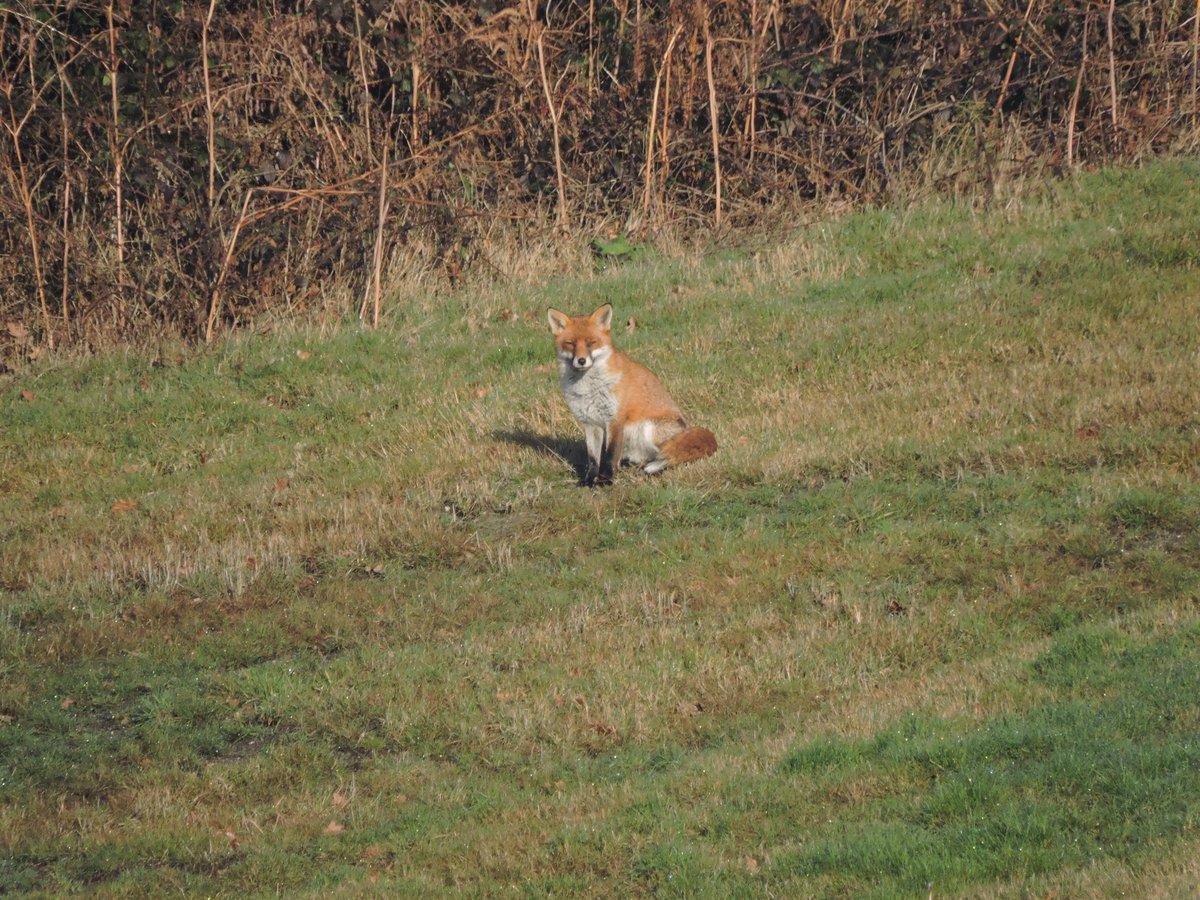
left=1, top=0, right=1197, bottom=347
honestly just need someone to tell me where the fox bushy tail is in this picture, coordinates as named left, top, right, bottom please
left=660, top=427, right=718, bottom=466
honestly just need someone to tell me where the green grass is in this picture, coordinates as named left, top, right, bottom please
left=2, top=160, right=1199, bottom=896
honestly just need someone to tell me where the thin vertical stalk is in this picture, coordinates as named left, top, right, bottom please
left=8, top=118, right=52, bottom=346
left=206, top=190, right=253, bottom=342
left=587, top=0, right=595, bottom=95
left=362, top=145, right=389, bottom=328
left=6, top=27, right=54, bottom=345
left=59, top=66, right=70, bottom=330
left=202, top=0, right=217, bottom=213
left=704, top=17, right=722, bottom=227
left=633, top=0, right=643, bottom=82
left=536, top=31, right=568, bottom=228
left=746, top=0, right=759, bottom=160
left=411, top=60, right=420, bottom=149
left=1192, top=0, right=1199, bottom=126
left=1067, top=7, right=1091, bottom=168
left=642, top=25, right=682, bottom=218
left=353, top=0, right=374, bottom=161
left=1105, top=0, right=1118, bottom=129
left=105, top=0, right=125, bottom=302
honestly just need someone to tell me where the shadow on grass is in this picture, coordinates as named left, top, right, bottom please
left=492, top=429, right=588, bottom=479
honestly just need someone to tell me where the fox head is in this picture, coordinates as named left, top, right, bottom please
left=547, top=304, right=614, bottom=372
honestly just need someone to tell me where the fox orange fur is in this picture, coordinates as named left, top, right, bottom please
left=547, top=303, right=717, bottom=485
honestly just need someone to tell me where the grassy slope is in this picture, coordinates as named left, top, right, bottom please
left=1, top=161, right=1198, bottom=896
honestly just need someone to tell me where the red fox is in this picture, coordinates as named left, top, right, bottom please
left=547, top=303, right=717, bottom=485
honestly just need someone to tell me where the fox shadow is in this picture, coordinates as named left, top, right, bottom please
left=492, top=429, right=589, bottom=480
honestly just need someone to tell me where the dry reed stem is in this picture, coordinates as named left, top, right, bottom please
left=205, top=189, right=254, bottom=342
left=587, top=0, right=596, bottom=94
left=642, top=25, right=683, bottom=218
left=105, top=0, right=125, bottom=305
left=1105, top=0, right=1117, bottom=129
left=704, top=17, right=723, bottom=227
left=411, top=59, right=420, bottom=149
left=202, top=0, right=217, bottom=213
left=1067, top=8, right=1090, bottom=168
left=536, top=30, right=569, bottom=228
left=1193, top=0, right=1199, bottom=125
left=353, top=0, right=374, bottom=161
left=747, top=0, right=760, bottom=161
left=59, top=177, right=69, bottom=329
left=363, top=145, right=389, bottom=328
left=9, top=121, right=52, bottom=347
left=659, top=31, right=675, bottom=193
left=58, top=61, right=70, bottom=331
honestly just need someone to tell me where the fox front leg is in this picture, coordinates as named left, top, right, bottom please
left=598, top=422, right=624, bottom=485
left=582, top=424, right=605, bottom=486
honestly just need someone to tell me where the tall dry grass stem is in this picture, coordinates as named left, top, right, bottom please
left=1067, top=8, right=1091, bottom=168
left=537, top=30, right=569, bottom=229
left=642, top=25, right=683, bottom=219
left=704, top=16, right=722, bottom=227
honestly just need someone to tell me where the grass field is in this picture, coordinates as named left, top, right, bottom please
left=2, top=160, right=1199, bottom=896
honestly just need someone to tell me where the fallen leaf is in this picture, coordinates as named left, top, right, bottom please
left=533, top=363, right=553, bottom=374
left=223, top=830, right=239, bottom=850
left=273, top=477, right=289, bottom=492
left=110, top=499, right=138, bottom=513
left=6, top=321, right=29, bottom=340
left=473, top=386, right=489, bottom=399
left=625, top=316, right=638, bottom=332
left=296, top=349, right=312, bottom=360
left=394, top=793, right=409, bottom=804
left=744, top=855, right=760, bottom=873
left=323, top=820, right=344, bottom=835
left=361, top=844, right=384, bottom=861
left=331, top=790, right=349, bottom=810
left=19, top=389, right=34, bottom=402
left=1074, top=425, right=1100, bottom=439
left=887, top=599, right=908, bottom=616
left=676, top=701, right=703, bottom=718
left=60, top=698, right=75, bottom=710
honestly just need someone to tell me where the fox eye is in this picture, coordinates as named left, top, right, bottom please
left=564, top=341, right=575, bottom=351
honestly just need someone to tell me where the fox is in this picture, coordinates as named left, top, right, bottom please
left=547, top=303, right=717, bottom=486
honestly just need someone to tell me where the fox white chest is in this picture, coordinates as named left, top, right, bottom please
left=559, top=362, right=619, bottom=427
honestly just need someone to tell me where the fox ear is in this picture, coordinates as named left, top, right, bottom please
left=547, top=308, right=569, bottom=335
left=592, top=303, right=613, bottom=331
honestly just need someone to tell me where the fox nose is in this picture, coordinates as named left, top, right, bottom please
left=575, top=356, right=588, bottom=366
